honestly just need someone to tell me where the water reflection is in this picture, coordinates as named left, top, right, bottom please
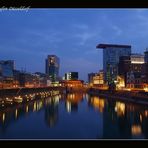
left=114, top=102, right=125, bottom=117
left=0, top=92, right=148, bottom=139
left=44, top=96, right=59, bottom=128
left=65, top=93, right=83, bottom=113
left=0, top=94, right=62, bottom=131
left=86, top=95, right=148, bottom=139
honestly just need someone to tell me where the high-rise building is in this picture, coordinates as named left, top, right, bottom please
left=65, top=72, right=78, bottom=80
left=96, top=44, right=131, bottom=84
left=45, top=55, right=60, bottom=82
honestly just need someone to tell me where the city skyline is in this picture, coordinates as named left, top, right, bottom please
left=0, top=9, right=148, bottom=81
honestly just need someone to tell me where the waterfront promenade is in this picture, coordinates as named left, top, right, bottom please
left=88, top=87, right=148, bottom=106
left=0, top=86, right=148, bottom=106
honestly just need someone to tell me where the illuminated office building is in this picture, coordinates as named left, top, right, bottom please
left=45, top=55, right=60, bottom=82
left=118, top=54, right=145, bottom=87
left=65, top=72, right=78, bottom=80
left=96, top=44, right=131, bottom=85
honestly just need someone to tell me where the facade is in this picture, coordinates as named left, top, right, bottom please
left=88, top=71, right=107, bottom=89
left=118, top=54, right=145, bottom=87
left=60, top=80, right=83, bottom=87
left=13, top=71, right=51, bottom=88
left=34, top=72, right=51, bottom=87
left=0, top=60, right=14, bottom=78
left=96, top=44, right=131, bottom=85
left=88, top=73, right=96, bottom=84
left=126, top=72, right=145, bottom=89
left=144, top=49, right=148, bottom=63
left=45, top=55, right=60, bottom=82
left=0, top=60, right=14, bottom=88
left=19, top=72, right=40, bottom=88
left=144, top=50, right=148, bottom=81
left=92, top=70, right=104, bottom=87
left=65, top=72, right=78, bottom=80
left=13, top=70, right=21, bottom=88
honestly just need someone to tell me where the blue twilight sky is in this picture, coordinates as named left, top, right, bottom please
left=0, top=8, right=148, bottom=81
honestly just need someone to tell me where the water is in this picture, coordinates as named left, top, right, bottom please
left=0, top=92, right=148, bottom=139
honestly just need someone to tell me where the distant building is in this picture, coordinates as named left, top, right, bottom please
left=45, top=55, right=60, bottom=82
left=144, top=49, right=148, bottom=81
left=88, top=73, right=96, bottom=84
left=34, top=72, right=51, bottom=87
left=0, top=60, right=15, bottom=88
left=88, top=71, right=107, bottom=89
left=126, top=71, right=145, bottom=89
left=65, top=72, right=78, bottom=80
left=92, top=70, right=104, bottom=87
left=96, top=44, right=131, bottom=85
left=34, top=72, right=47, bottom=78
left=118, top=54, right=145, bottom=87
left=144, top=49, right=148, bottom=63
left=19, top=72, right=40, bottom=88
left=60, top=80, right=83, bottom=88
left=13, top=70, right=21, bottom=88
left=0, top=60, right=14, bottom=78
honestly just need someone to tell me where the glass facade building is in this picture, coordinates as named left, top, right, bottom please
left=96, top=44, right=131, bottom=84
left=118, top=54, right=145, bottom=87
left=45, top=55, right=60, bottom=82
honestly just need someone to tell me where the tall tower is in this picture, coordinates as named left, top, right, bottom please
left=96, top=44, right=131, bottom=85
left=45, top=55, right=60, bottom=82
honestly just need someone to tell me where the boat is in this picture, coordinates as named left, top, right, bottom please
left=14, top=96, right=23, bottom=103
left=5, top=97, right=13, bottom=105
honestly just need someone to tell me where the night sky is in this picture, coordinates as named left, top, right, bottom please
left=0, top=9, right=147, bottom=81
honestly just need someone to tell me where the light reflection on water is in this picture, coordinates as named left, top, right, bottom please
left=0, top=92, right=148, bottom=139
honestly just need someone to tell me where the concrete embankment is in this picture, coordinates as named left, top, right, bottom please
left=88, top=88, right=148, bottom=106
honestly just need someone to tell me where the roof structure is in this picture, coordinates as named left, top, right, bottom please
left=96, top=44, right=131, bottom=49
